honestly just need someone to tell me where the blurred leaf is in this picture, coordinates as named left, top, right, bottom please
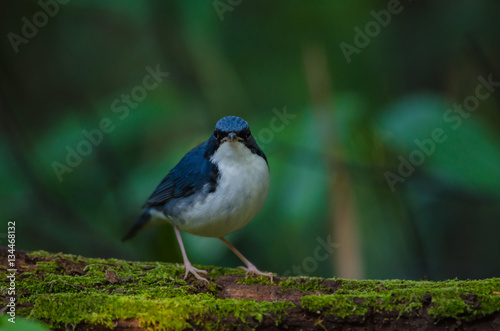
left=378, top=93, right=500, bottom=197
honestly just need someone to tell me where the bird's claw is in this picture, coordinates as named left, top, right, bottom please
left=238, top=265, right=274, bottom=282
left=181, top=263, right=209, bottom=282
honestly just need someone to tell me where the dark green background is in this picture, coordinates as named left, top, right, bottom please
left=1, top=0, right=500, bottom=280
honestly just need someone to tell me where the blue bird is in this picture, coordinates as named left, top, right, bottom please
left=123, top=116, right=271, bottom=282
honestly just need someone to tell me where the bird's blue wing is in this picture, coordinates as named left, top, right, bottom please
left=143, top=140, right=219, bottom=207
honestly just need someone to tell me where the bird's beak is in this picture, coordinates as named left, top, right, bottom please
left=222, top=132, right=243, bottom=143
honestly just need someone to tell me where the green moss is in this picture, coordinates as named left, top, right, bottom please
left=206, top=265, right=247, bottom=278
left=302, top=278, right=500, bottom=322
left=28, top=292, right=293, bottom=330
left=16, top=251, right=292, bottom=330
left=279, top=277, right=335, bottom=293
left=15, top=251, right=500, bottom=328
left=237, top=275, right=275, bottom=286
left=34, top=261, right=63, bottom=274
left=28, top=250, right=58, bottom=258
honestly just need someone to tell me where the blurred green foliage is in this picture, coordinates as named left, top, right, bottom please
left=1, top=0, right=500, bottom=280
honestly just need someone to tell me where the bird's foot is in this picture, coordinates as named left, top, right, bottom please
left=181, top=262, right=209, bottom=282
left=238, top=263, right=274, bottom=282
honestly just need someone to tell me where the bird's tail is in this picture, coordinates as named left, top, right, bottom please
left=122, top=210, right=151, bottom=241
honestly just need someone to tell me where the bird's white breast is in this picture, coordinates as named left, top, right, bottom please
left=172, top=141, right=269, bottom=237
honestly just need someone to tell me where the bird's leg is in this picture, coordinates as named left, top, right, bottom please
left=219, top=237, right=273, bottom=281
left=174, top=226, right=209, bottom=282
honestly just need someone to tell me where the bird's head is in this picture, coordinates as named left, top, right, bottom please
left=207, top=116, right=267, bottom=165
left=213, top=116, right=252, bottom=144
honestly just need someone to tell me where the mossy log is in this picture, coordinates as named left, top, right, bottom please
left=1, top=247, right=500, bottom=330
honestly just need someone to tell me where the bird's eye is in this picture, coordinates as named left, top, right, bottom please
left=245, top=131, right=251, bottom=140
left=214, top=131, right=220, bottom=139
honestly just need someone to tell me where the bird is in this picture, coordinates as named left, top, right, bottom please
left=122, top=116, right=271, bottom=282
